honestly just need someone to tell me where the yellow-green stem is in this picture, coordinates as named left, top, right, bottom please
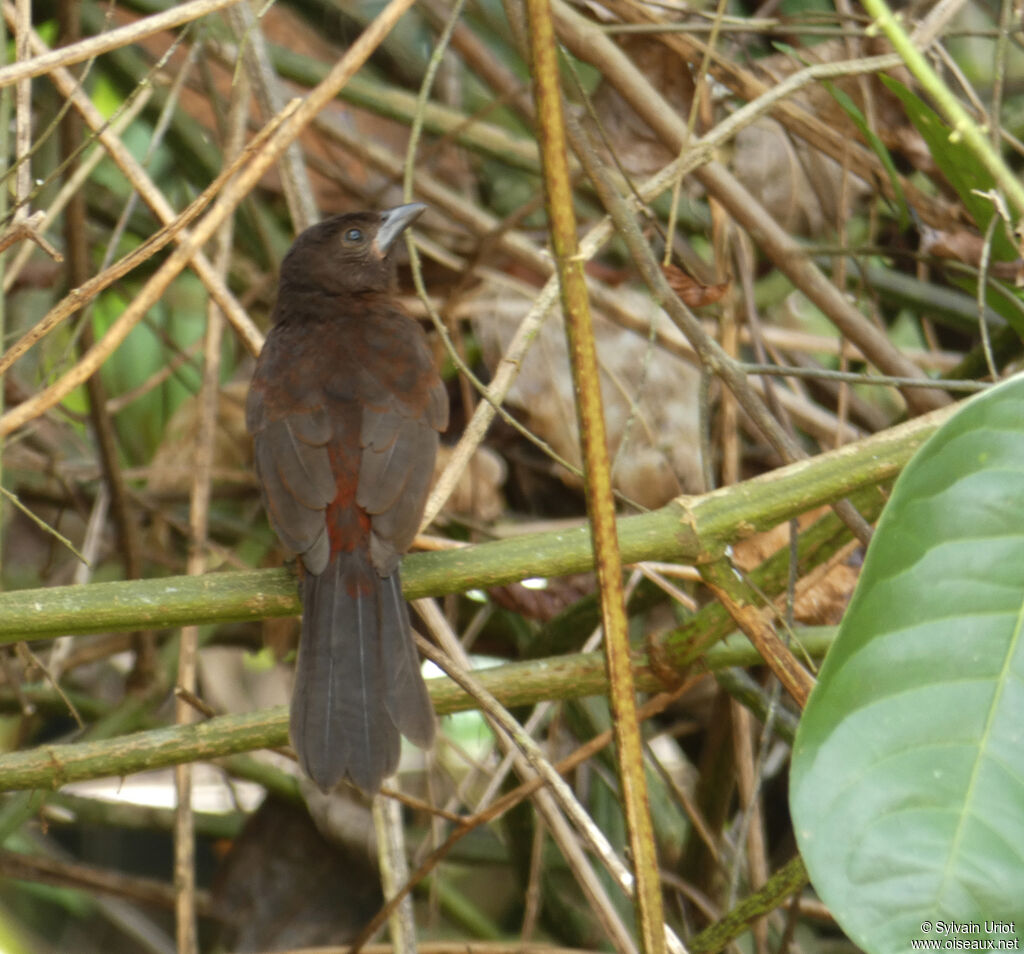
left=861, top=0, right=1024, bottom=217
left=523, top=3, right=667, bottom=952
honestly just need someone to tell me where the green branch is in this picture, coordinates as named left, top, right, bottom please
left=690, top=856, right=808, bottom=954
left=0, top=629, right=839, bottom=793
left=0, top=400, right=954, bottom=792
left=0, top=403, right=951, bottom=642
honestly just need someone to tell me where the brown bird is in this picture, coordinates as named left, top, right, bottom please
left=246, top=203, right=447, bottom=793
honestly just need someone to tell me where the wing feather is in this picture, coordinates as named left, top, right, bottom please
left=251, top=410, right=336, bottom=574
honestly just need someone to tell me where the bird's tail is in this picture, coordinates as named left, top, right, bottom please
left=290, top=549, right=435, bottom=793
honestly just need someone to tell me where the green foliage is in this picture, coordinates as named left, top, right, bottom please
left=93, top=275, right=208, bottom=464
left=882, top=76, right=1017, bottom=262
left=791, top=374, right=1024, bottom=953
left=882, top=76, right=1024, bottom=341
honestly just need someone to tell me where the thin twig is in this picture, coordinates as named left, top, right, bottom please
left=226, top=0, right=317, bottom=231
left=0, top=210, right=61, bottom=259
left=356, top=688, right=690, bottom=954
left=0, top=107, right=276, bottom=382
left=862, top=0, right=1024, bottom=215
left=2, top=92, right=149, bottom=290
left=414, top=600, right=642, bottom=954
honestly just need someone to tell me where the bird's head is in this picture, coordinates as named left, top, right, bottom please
left=278, top=203, right=427, bottom=298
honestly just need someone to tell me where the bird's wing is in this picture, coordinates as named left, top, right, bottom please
left=355, top=328, right=448, bottom=575
left=246, top=369, right=337, bottom=575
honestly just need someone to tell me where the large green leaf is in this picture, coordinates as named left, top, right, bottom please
left=791, top=375, right=1024, bottom=953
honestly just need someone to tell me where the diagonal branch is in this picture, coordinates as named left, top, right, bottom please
left=0, top=0, right=243, bottom=87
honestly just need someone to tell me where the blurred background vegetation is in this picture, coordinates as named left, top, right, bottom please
left=0, top=0, right=1020, bottom=951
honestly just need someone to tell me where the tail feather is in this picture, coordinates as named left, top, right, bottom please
left=380, top=573, right=435, bottom=748
left=290, top=550, right=433, bottom=793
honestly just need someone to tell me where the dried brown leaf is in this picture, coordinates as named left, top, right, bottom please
left=732, top=508, right=859, bottom=626
left=920, top=225, right=1024, bottom=282
left=435, top=444, right=507, bottom=523
left=488, top=573, right=595, bottom=622
left=472, top=286, right=704, bottom=507
left=661, top=264, right=729, bottom=308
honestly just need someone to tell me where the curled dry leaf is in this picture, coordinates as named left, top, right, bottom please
left=730, top=116, right=873, bottom=235
left=488, top=573, right=596, bottom=623
left=731, top=508, right=860, bottom=626
left=472, top=284, right=704, bottom=509
left=590, top=32, right=920, bottom=235
left=750, top=38, right=923, bottom=158
left=661, top=263, right=729, bottom=308
left=919, top=224, right=1024, bottom=283
left=588, top=35, right=696, bottom=178
left=434, top=443, right=507, bottom=523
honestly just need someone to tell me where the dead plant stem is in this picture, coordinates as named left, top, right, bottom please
left=525, top=2, right=670, bottom=952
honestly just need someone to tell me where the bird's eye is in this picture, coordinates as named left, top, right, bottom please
left=344, top=227, right=363, bottom=243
